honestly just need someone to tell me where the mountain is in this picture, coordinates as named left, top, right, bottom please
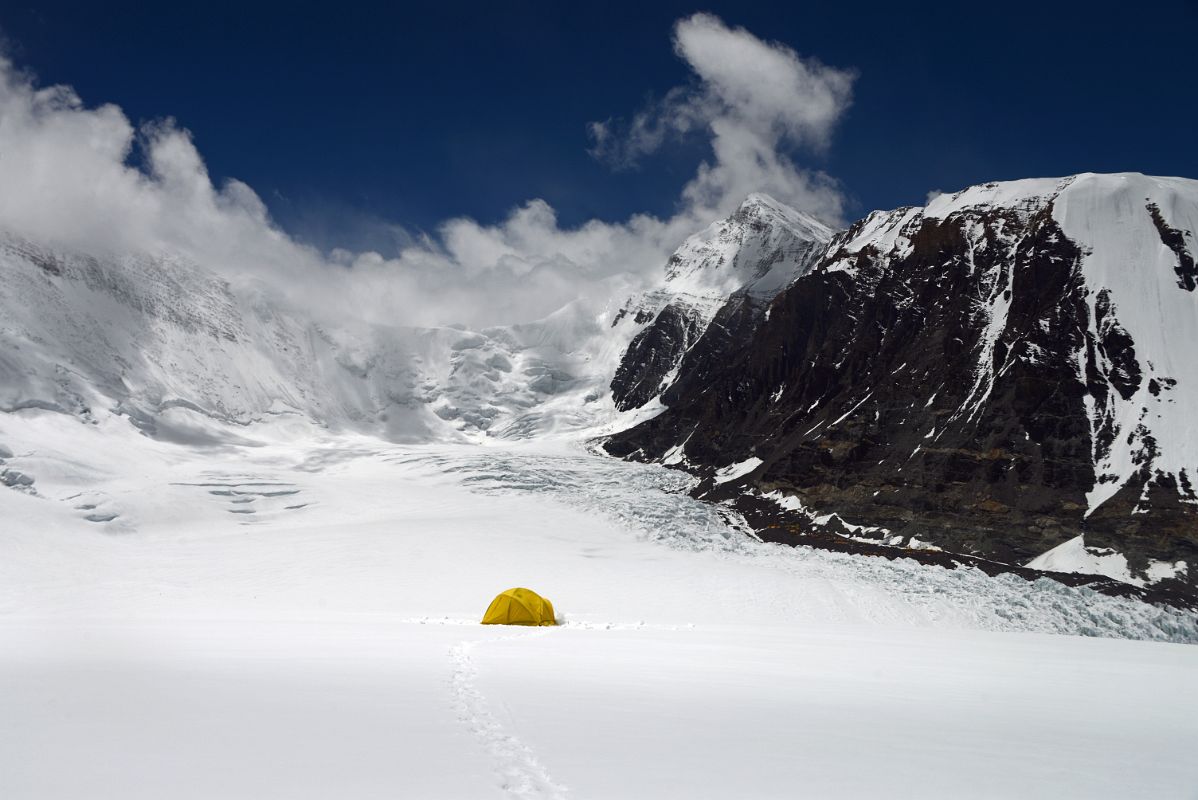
left=4, top=173, right=1195, bottom=597
left=609, top=194, right=832, bottom=411
left=0, top=193, right=828, bottom=446
left=605, top=173, right=1198, bottom=596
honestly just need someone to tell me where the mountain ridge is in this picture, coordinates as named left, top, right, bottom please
left=605, top=172, right=1198, bottom=596
left=2, top=172, right=1196, bottom=597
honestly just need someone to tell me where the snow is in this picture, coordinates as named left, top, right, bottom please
left=1027, top=535, right=1140, bottom=584
left=828, top=390, right=874, bottom=428
left=950, top=219, right=1018, bottom=424
left=921, top=177, right=1063, bottom=220
left=1027, top=535, right=1188, bottom=588
left=0, top=235, right=650, bottom=445
left=918, top=173, right=1198, bottom=515
left=2, top=405, right=1198, bottom=798
left=663, top=193, right=832, bottom=299
left=477, top=626, right=1196, bottom=800
left=712, top=456, right=762, bottom=484
left=595, top=192, right=834, bottom=414
left=831, top=207, right=920, bottom=272
left=1052, top=174, right=1198, bottom=512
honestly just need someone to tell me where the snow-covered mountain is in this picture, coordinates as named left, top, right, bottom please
left=4, top=175, right=1197, bottom=596
left=609, top=194, right=832, bottom=411
left=0, top=193, right=823, bottom=446
left=606, top=173, right=1198, bottom=595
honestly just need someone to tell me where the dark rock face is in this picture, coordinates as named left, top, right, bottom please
left=1085, top=472, right=1198, bottom=594
left=611, top=303, right=705, bottom=412
left=606, top=190, right=1198, bottom=594
left=1148, top=202, right=1197, bottom=291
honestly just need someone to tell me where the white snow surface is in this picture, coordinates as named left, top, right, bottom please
left=712, top=455, right=763, bottom=484
left=1027, top=535, right=1188, bottom=587
left=2, top=408, right=1197, bottom=799
left=0, top=234, right=644, bottom=444
left=1053, top=174, right=1198, bottom=511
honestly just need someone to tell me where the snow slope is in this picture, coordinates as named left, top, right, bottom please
left=0, top=193, right=828, bottom=446
left=614, top=191, right=832, bottom=333
left=2, top=408, right=1197, bottom=799
left=0, top=234, right=634, bottom=443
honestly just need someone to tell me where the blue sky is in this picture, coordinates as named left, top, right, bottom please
left=3, top=0, right=1196, bottom=254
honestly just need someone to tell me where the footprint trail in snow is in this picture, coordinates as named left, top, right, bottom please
left=449, top=630, right=569, bottom=799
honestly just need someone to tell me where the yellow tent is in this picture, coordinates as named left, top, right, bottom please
left=481, top=587, right=557, bottom=626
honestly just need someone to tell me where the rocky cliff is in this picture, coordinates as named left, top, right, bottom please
left=606, top=174, right=1198, bottom=596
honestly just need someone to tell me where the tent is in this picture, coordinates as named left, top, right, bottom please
left=481, top=587, right=557, bottom=626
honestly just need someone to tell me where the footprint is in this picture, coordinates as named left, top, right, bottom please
left=84, top=513, right=118, bottom=523
left=1, top=468, right=36, bottom=492
left=449, top=632, right=568, bottom=799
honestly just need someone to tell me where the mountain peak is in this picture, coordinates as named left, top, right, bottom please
left=737, top=192, right=786, bottom=212
left=732, top=193, right=834, bottom=241
left=662, top=192, right=834, bottom=292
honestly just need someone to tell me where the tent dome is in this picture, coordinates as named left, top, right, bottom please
left=481, top=587, right=557, bottom=626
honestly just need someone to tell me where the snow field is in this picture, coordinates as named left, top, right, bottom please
left=2, top=409, right=1197, bottom=798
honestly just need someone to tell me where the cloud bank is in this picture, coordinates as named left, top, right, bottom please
left=0, top=14, right=855, bottom=328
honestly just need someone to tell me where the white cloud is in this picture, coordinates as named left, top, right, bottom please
left=0, top=67, right=329, bottom=282
left=589, top=13, right=855, bottom=222
left=0, top=15, right=856, bottom=329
